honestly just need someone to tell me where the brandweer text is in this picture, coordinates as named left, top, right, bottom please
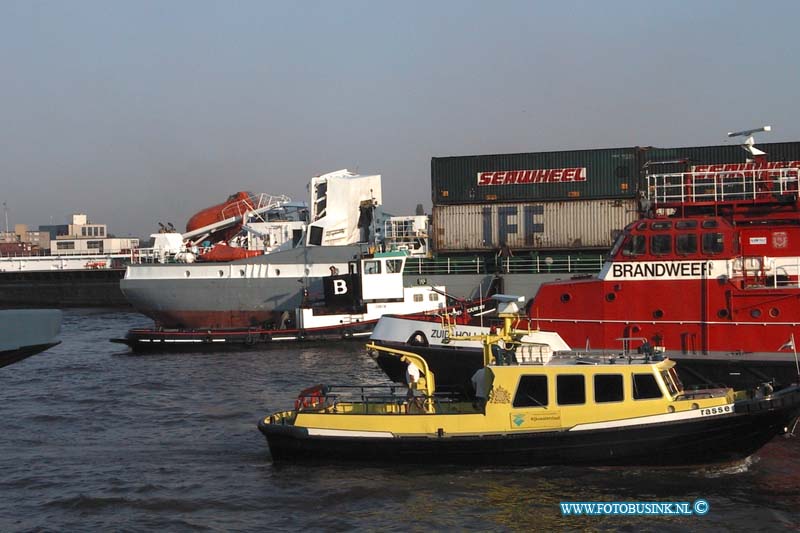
left=612, top=262, right=709, bottom=278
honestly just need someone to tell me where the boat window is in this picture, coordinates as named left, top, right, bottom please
left=513, top=375, right=548, bottom=407
left=701, top=233, right=724, bottom=254
left=607, top=232, right=626, bottom=259
left=650, top=234, right=672, bottom=255
left=632, top=373, right=663, bottom=399
left=636, top=222, right=648, bottom=230
left=364, top=260, right=381, bottom=274
left=701, top=220, right=718, bottom=229
left=660, top=370, right=679, bottom=396
left=556, top=375, right=586, bottom=405
left=650, top=221, right=672, bottom=230
left=676, top=234, right=697, bottom=255
left=413, top=294, right=424, bottom=302
left=308, top=225, right=323, bottom=246
left=621, top=235, right=646, bottom=257
left=675, top=220, right=697, bottom=230
left=594, top=374, right=624, bottom=403
left=428, top=293, right=439, bottom=301
left=668, top=367, right=684, bottom=392
left=386, top=259, right=403, bottom=273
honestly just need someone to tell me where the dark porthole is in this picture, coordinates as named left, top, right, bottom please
left=561, top=293, right=571, bottom=303
left=606, top=293, right=616, bottom=302
left=653, top=309, right=664, bottom=319
left=750, top=309, right=762, bottom=319
left=717, top=309, right=729, bottom=319
left=769, top=307, right=780, bottom=318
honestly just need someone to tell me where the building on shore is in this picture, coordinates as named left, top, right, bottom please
left=1, top=213, right=139, bottom=256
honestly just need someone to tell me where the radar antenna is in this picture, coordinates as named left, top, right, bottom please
left=728, top=125, right=772, bottom=157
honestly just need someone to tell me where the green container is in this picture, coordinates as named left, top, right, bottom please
left=431, top=147, right=643, bottom=205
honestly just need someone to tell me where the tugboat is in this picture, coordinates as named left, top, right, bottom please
left=113, top=251, right=471, bottom=350
left=369, top=299, right=570, bottom=394
left=258, top=296, right=800, bottom=466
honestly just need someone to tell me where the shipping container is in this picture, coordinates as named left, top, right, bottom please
left=431, top=147, right=642, bottom=205
left=432, top=199, right=638, bottom=252
left=431, top=142, right=800, bottom=207
left=642, top=141, right=800, bottom=173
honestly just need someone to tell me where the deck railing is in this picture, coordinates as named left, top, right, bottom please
left=646, top=167, right=800, bottom=206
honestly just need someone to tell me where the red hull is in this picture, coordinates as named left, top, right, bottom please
left=146, top=309, right=281, bottom=330
left=529, top=279, right=800, bottom=355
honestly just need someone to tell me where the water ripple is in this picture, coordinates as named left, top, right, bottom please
left=0, top=309, right=798, bottom=531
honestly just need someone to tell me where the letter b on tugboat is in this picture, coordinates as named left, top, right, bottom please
left=323, top=273, right=362, bottom=309
left=333, top=279, right=348, bottom=295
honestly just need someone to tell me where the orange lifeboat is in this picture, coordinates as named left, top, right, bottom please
left=186, top=192, right=255, bottom=243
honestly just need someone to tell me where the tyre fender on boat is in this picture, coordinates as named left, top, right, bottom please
left=408, top=331, right=429, bottom=347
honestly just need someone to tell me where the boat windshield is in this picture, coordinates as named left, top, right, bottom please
left=661, top=369, right=682, bottom=396
left=668, top=367, right=684, bottom=392
left=606, top=231, right=627, bottom=261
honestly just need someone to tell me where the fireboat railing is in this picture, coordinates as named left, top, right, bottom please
left=646, top=167, right=800, bottom=205
left=772, top=259, right=800, bottom=289
left=733, top=257, right=800, bottom=289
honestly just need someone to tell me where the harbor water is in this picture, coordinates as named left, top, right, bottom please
left=1, top=309, right=799, bottom=531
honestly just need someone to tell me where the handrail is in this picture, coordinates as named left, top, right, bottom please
left=646, top=166, right=800, bottom=206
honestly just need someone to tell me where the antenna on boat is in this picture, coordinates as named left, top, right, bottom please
left=779, top=333, right=800, bottom=383
left=727, top=125, right=771, bottom=157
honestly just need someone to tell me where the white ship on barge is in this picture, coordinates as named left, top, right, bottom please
left=121, top=169, right=560, bottom=330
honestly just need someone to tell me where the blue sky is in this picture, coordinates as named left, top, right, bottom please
left=2, top=1, right=799, bottom=237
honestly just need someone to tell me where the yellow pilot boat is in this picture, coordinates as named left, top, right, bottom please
left=258, top=297, right=800, bottom=466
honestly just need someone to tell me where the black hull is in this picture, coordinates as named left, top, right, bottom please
left=112, top=322, right=377, bottom=352
left=0, top=342, right=60, bottom=369
left=0, top=269, right=128, bottom=308
left=372, top=341, right=484, bottom=395
left=260, top=394, right=800, bottom=466
left=371, top=341, right=800, bottom=393
left=671, top=356, right=800, bottom=390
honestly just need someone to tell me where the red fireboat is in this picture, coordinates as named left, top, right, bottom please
left=529, top=126, right=800, bottom=388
